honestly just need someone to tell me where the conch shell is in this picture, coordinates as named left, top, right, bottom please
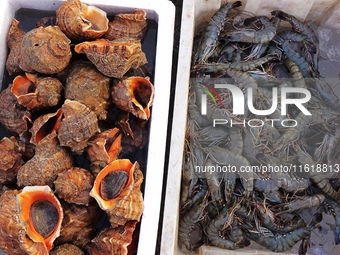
left=0, top=85, right=32, bottom=136
left=90, top=221, right=137, bottom=255
left=64, top=61, right=111, bottom=120
left=6, top=18, right=25, bottom=76
left=86, top=128, right=122, bottom=176
left=104, top=10, right=148, bottom=41
left=17, top=137, right=73, bottom=188
left=56, top=0, right=109, bottom=41
left=0, top=136, right=24, bottom=184
left=11, top=73, right=62, bottom=111
left=90, top=159, right=144, bottom=227
left=57, top=100, right=100, bottom=155
left=74, top=38, right=148, bottom=78
left=111, top=76, right=154, bottom=120
left=29, top=108, right=63, bottom=145
left=50, top=243, right=84, bottom=255
left=55, top=201, right=100, bottom=249
left=20, top=26, right=72, bottom=74
left=16, top=186, right=63, bottom=254
left=0, top=189, right=27, bottom=255
left=54, top=167, right=94, bottom=205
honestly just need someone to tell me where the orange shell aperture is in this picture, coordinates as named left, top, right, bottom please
left=16, top=185, right=63, bottom=252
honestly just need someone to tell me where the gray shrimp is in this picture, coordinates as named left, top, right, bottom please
left=272, top=10, right=319, bottom=70
left=203, top=145, right=254, bottom=194
left=205, top=206, right=244, bottom=249
left=228, top=127, right=243, bottom=155
left=244, top=211, right=321, bottom=253
left=194, top=53, right=278, bottom=72
left=274, top=194, right=325, bottom=215
left=274, top=110, right=326, bottom=151
left=276, top=171, right=311, bottom=193
left=274, top=36, right=312, bottom=77
left=225, top=15, right=281, bottom=44
left=277, top=30, right=307, bottom=42
left=296, top=146, right=340, bottom=201
left=323, top=196, right=340, bottom=244
left=178, top=196, right=208, bottom=253
left=314, top=128, right=340, bottom=165
left=284, top=58, right=307, bottom=90
left=272, top=10, right=318, bottom=46
left=204, top=158, right=225, bottom=209
left=193, top=1, right=242, bottom=65
left=254, top=178, right=282, bottom=203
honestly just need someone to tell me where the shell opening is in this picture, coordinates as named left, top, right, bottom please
left=100, top=170, right=129, bottom=200
left=11, top=75, right=36, bottom=96
left=105, top=130, right=122, bottom=161
left=35, top=109, right=63, bottom=143
left=81, top=5, right=108, bottom=32
left=30, top=200, right=59, bottom=239
left=129, top=77, right=153, bottom=108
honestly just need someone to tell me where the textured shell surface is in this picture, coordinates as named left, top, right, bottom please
left=0, top=85, right=32, bottom=136
left=54, top=167, right=94, bottom=205
left=50, top=243, right=84, bottom=255
left=6, top=18, right=25, bottom=76
left=0, top=189, right=27, bottom=255
left=0, top=136, right=24, bottom=184
left=11, top=73, right=62, bottom=111
left=74, top=38, right=148, bottom=78
left=16, top=185, right=63, bottom=253
left=86, top=128, right=122, bottom=176
left=107, top=162, right=144, bottom=227
left=104, top=10, right=148, bottom=41
left=90, top=159, right=144, bottom=227
left=90, top=221, right=137, bottom=255
left=29, top=108, right=63, bottom=145
left=56, top=201, right=100, bottom=248
left=57, top=99, right=100, bottom=155
left=56, top=0, right=109, bottom=41
left=111, top=76, right=154, bottom=120
left=20, top=26, right=72, bottom=74
left=17, top=137, right=73, bottom=188
left=65, top=61, right=111, bottom=120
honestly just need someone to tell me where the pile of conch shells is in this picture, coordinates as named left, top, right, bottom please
left=0, top=0, right=155, bottom=254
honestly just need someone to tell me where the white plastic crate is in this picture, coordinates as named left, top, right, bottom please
left=0, top=0, right=175, bottom=254
left=161, top=0, right=340, bottom=254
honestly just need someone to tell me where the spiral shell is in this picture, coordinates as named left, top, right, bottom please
left=54, top=167, right=94, bottom=205
left=0, top=189, right=27, bottom=255
left=65, top=61, right=111, bottom=120
left=29, top=108, right=63, bottom=145
left=90, top=221, right=137, bottom=255
left=0, top=136, right=24, bottom=184
left=58, top=100, right=100, bottom=155
left=56, top=201, right=99, bottom=249
left=50, top=244, right=84, bottom=255
left=112, top=76, right=154, bottom=120
left=74, top=38, right=148, bottom=78
left=16, top=185, right=63, bottom=253
left=19, top=26, right=72, bottom=74
left=11, top=73, right=62, bottom=111
left=56, top=0, right=109, bottom=41
left=17, top=137, right=73, bottom=188
left=104, top=10, right=147, bottom=40
left=0, top=85, right=32, bottom=136
left=86, top=128, right=122, bottom=176
left=90, top=159, right=144, bottom=227
left=6, top=18, right=25, bottom=76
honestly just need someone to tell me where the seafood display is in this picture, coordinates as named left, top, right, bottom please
left=180, top=1, right=340, bottom=254
left=0, top=0, right=156, bottom=254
